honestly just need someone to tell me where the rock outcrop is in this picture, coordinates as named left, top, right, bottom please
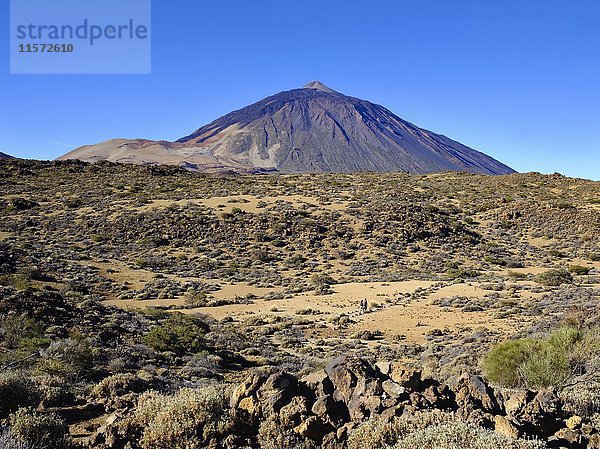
left=227, top=356, right=584, bottom=448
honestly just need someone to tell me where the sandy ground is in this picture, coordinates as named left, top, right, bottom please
left=352, top=301, right=522, bottom=343
left=105, top=279, right=535, bottom=345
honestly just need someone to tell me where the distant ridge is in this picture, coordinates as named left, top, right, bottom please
left=58, top=82, right=515, bottom=175
left=0, top=151, right=15, bottom=159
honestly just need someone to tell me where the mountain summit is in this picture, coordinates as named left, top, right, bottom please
left=303, top=80, right=338, bottom=93
left=58, top=82, right=514, bottom=175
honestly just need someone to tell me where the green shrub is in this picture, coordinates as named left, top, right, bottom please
left=536, top=269, right=573, bottom=286
left=483, top=327, right=595, bottom=390
left=132, top=386, right=236, bottom=449
left=184, top=290, right=208, bottom=308
left=9, top=408, right=70, bottom=449
left=520, top=327, right=584, bottom=388
left=0, top=314, right=44, bottom=350
left=446, top=267, right=480, bottom=280
left=0, top=275, right=33, bottom=291
left=569, top=265, right=591, bottom=275
left=482, top=339, right=536, bottom=388
left=142, top=313, right=209, bottom=355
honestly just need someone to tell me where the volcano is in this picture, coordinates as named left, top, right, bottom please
left=58, top=81, right=514, bottom=175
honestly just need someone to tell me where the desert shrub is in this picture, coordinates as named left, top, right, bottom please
left=390, top=421, right=545, bottom=449
left=0, top=275, right=33, bottom=291
left=484, top=327, right=599, bottom=390
left=0, top=315, right=49, bottom=370
left=536, top=269, right=573, bottom=286
left=0, top=314, right=43, bottom=350
left=9, top=408, right=70, bottom=449
left=560, top=382, right=600, bottom=417
left=0, top=371, right=40, bottom=419
left=569, top=265, right=591, bottom=275
left=349, top=411, right=458, bottom=449
left=519, top=327, right=583, bottom=388
left=132, top=386, right=236, bottom=449
left=507, top=271, right=528, bottom=280
left=310, top=274, right=335, bottom=288
left=482, top=339, right=537, bottom=388
left=184, top=290, right=208, bottom=308
left=36, top=338, right=93, bottom=378
left=33, top=375, right=74, bottom=408
left=91, top=373, right=148, bottom=402
left=446, top=267, right=480, bottom=280
left=257, top=415, right=317, bottom=449
left=142, top=313, right=209, bottom=355
left=295, top=308, right=321, bottom=316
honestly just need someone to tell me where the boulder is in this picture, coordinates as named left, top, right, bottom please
left=534, top=389, right=561, bottom=415
left=294, top=416, right=328, bottom=440
left=279, top=396, right=310, bottom=426
left=380, top=405, right=404, bottom=422
left=553, top=428, right=582, bottom=446
left=325, top=356, right=378, bottom=404
left=376, top=361, right=391, bottom=376
left=301, top=369, right=334, bottom=397
left=382, top=379, right=405, bottom=398
left=504, top=390, right=534, bottom=417
left=312, top=395, right=348, bottom=426
left=388, top=362, right=421, bottom=391
left=238, top=396, right=260, bottom=416
left=322, top=431, right=344, bottom=449
left=454, top=374, right=500, bottom=415
left=588, top=434, right=600, bottom=449
left=494, top=415, right=520, bottom=439
left=230, top=373, right=267, bottom=409
left=256, top=372, right=300, bottom=416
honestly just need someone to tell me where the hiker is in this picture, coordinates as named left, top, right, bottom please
left=363, top=299, right=368, bottom=314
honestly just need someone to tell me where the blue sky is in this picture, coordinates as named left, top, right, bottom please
left=2, top=0, right=599, bottom=179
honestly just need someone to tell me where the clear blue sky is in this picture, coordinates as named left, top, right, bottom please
left=2, top=0, right=599, bottom=180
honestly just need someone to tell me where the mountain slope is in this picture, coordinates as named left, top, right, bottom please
left=58, top=81, right=514, bottom=175
left=0, top=151, right=15, bottom=159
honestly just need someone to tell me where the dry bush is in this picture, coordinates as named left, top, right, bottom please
left=91, top=373, right=148, bottom=402
left=349, top=411, right=545, bottom=449
left=536, top=269, right=573, bottom=287
left=257, top=415, right=317, bottom=449
left=348, top=410, right=456, bottom=449
left=9, top=408, right=70, bottom=449
left=132, top=386, right=235, bottom=449
left=391, top=421, right=545, bottom=449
